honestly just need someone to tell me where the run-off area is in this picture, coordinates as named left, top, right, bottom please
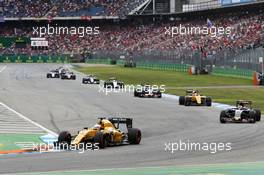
left=0, top=102, right=56, bottom=153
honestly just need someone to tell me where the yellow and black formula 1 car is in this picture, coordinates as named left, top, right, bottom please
left=179, top=90, right=212, bottom=106
left=54, top=117, right=141, bottom=149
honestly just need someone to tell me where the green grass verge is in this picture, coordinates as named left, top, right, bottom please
left=0, top=134, right=43, bottom=150
left=75, top=66, right=252, bottom=87
left=75, top=65, right=264, bottom=111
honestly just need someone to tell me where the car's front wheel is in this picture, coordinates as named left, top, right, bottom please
left=220, top=111, right=226, bottom=123
left=184, top=97, right=191, bottom=106
left=179, top=96, right=185, bottom=105
left=94, top=132, right=107, bottom=149
left=58, top=131, right=71, bottom=146
left=157, top=93, right=162, bottom=98
left=249, top=111, right=256, bottom=123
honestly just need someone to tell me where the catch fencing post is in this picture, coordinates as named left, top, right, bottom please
left=259, top=57, right=263, bottom=73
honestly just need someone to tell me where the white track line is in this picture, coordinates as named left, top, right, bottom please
left=0, top=65, right=7, bottom=73
left=0, top=102, right=58, bottom=137
left=0, top=131, right=46, bottom=134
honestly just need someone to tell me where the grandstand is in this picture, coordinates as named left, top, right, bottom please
left=0, top=0, right=264, bottom=71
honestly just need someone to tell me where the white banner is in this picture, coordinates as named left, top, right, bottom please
left=31, top=39, right=48, bottom=47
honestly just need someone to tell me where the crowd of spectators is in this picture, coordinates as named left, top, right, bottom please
left=0, top=0, right=127, bottom=17
left=0, top=10, right=263, bottom=58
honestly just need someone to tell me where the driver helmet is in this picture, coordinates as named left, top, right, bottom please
left=94, top=124, right=101, bottom=129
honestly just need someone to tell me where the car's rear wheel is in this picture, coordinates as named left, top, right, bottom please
left=179, top=96, right=185, bottom=105
left=128, top=128, right=141, bottom=144
left=157, top=93, right=162, bottom=98
left=254, top=109, right=261, bottom=121
left=94, top=132, right=107, bottom=149
left=206, top=97, right=212, bottom=106
left=220, top=111, right=226, bottom=123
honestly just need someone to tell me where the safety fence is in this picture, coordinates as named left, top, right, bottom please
left=0, top=55, right=255, bottom=79
left=87, top=58, right=191, bottom=72
left=0, top=55, right=69, bottom=63
left=212, top=67, right=254, bottom=79
left=136, top=62, right=190, bottom=72
left=86, top=58, right=113, bottom=65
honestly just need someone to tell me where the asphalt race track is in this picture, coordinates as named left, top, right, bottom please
left=0, top=64, right=264, bottom=174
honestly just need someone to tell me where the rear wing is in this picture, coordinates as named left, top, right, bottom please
left=236, top=100, right=252, bottom=107
left=186, top=89, right=199, bottom=95
left=108, top=117, right=133, bottom=128
left=109, top=77, right=117, bottom=81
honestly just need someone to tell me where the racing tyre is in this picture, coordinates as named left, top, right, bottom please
left=254, top=109, right=261, bottom=121
left=184, top=98, right=191, bottom=106
left=134, top=91, right=138, bottom=97
left=55, top=74, right=60, bottom=78
left=128, top=128, right=141, bottom=144
left=179, top=96, right=185, bottom=105
left=157, top=93, right=162, bottom=98
left=58, top=131, right=71, bottom=146
left=249, top=111, right=256, bottom=123
left=47, top=74, right=50, bottom=78
left=119, top=84, right=124, bottom=89
left=94, top=132, right=107, bottom=149
left=220, top=111, right=226, bottom=123
left=206, top=97, right=212, bottom=106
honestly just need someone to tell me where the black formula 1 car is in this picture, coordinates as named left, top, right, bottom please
left=104, top=77, right=124, bottom=88
left=259, top=73, right=264, bottom=85
left=82, top=74, right=100, bottom=84
left=220, top=100, right=261, bottom=123
left=134, top=85, right=162, bottom=98
left=54, top=117, right=141, bottom=149
left=61, top=72, right=76, bottom=80
left=56, top=67, right=70, bottom=76
left=179, top=90, right=212, bottom=106
left=47, top=70, right=60, bottom=78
